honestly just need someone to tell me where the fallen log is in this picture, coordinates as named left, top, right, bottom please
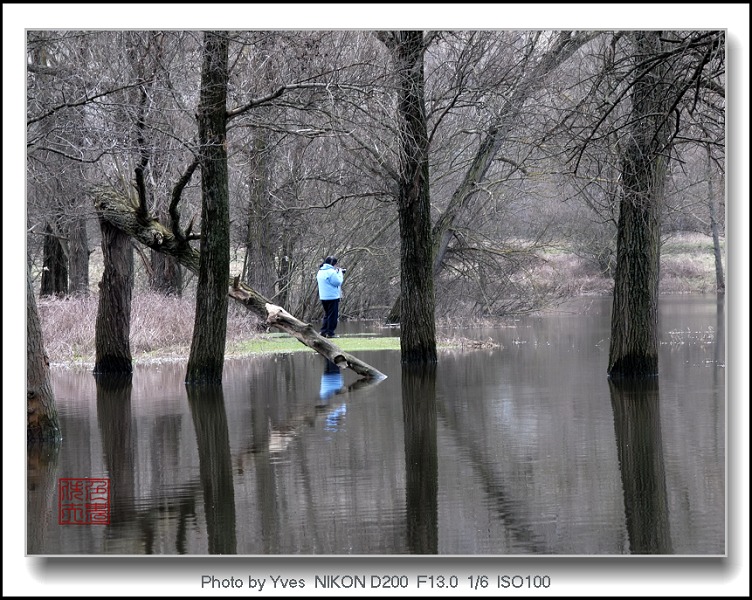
left=94, top=188, right=387, bottom=380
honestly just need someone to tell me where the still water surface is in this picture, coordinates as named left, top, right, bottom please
left=27, top=296, right=725, bottom=555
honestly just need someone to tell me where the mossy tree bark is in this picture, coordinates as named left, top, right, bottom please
left=608, top=31, right=674, bottom=379
left=186, top=31, right=231, bottom=384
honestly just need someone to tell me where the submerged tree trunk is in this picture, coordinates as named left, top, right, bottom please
left=607, top=31, right=673, bottom=379
left=27, top=271, right=61, bottom=444
left=94, top=217, right=134, bottom=374
left=380, top=30, right=437, bottom=364
left=186, top=31, right=231, bottom=384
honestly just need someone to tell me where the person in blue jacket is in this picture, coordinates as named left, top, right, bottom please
left=316, top=256, right=344, bottom=338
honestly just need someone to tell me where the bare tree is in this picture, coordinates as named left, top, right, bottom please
left=185, top=31, right=231, bottom=384
left=378, top=31, right=437, bottom=363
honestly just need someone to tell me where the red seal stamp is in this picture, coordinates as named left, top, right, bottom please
left=58, top=478, right=110, bottom=525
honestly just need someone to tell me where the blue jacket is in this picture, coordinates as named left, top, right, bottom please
left=317, top=264, right=344, bottom=300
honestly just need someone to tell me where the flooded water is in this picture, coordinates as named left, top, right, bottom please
left=27, top=295, right=725, bottom=556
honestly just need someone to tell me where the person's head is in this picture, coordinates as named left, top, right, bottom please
left=324, top=256, right=338, bottom=266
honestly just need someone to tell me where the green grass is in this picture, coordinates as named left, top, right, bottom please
left=228, top=335, right=402, bottom=356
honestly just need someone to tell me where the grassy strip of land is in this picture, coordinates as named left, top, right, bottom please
left=226, top=334, right=402, bottom=356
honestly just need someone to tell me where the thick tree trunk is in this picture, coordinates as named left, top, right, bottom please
left=94, top=217, right=134, bottom=374
left=93, top=189, right=387, bottom=380
left=40, top=221, right=68, bottom=297
left=186, top=31, right=231, bottom=384
left=608, top=31, right=672, bottom=379
left=383, top=30, right=437, bottom=363
left=27, top=272, right=61, bottom=444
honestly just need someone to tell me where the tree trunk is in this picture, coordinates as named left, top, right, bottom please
left=27, top=271, right=61, bottom=444
left=608, top=32, right=673, bottom=379
left=68, top=216, right=90, bottom=295
left=94, top=217, right=134, bottom=374
left=40, top=221, right=68, bottom=297
left=382, top=30, right=437, bottom=363
left=244, top=131, right=276, bottom=299
left=186, top=31, right=231, bottom=384
left=150, top=247, right=184, bottom=296
left=150, top=210, right=183, bottom=295
left=707, top=147, right=725, bottom=294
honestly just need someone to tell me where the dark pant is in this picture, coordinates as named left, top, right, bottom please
left=320, top=299, right=340, bottom=336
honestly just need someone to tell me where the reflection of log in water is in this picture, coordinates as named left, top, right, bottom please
left=95, top=373, right=136, bottom=529
left=27, top=442, right=61, bottom=554
left=402, top=364, right=438, bottom=554
left=250, top=367, right=387, bottom=457
left=186, top=384, right=237, bottom=554
left=609, top=377, right=672, bottom=554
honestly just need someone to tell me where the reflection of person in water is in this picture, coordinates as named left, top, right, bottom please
left=318, top=360, right=347, bottom=430
left=319, top=359, right=345, bottom=405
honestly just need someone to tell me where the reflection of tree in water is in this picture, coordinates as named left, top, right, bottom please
left=186, top=384, right=237, bottom=554
left=241, top=360, right=388, bottom=553
left=609, top=377, right=672, bottom=554
left=27, top=442, right=60, bottom=554
left=434, top=402, right=549, bottom=553
left=96, top=373, right=136, bottom=534
left=402, top=364, right=438, bottom=554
